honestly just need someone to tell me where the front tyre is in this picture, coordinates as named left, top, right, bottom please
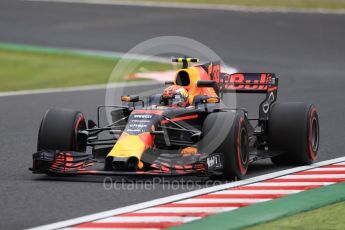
left=200, top=111, right=249, bottom=180
left=37, top=108, right=87, bottom=152
left=268, top=103, right=319, bottom=165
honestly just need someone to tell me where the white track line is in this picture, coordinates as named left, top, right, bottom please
left=27, top=156, right=345, bottom=230
left=25, top=0, right=345, bottom=15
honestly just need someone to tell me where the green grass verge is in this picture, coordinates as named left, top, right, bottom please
left=128, top=0, right=345, bottom=10
left=246, top=200, right=345, bottom=230
left=0, top=43, right=171, bottom=92
left=170, top=182, right=345, bottom=230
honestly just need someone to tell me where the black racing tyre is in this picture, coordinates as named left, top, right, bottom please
left=268, top=103, right=319, bottom=165
left=37, top=108, right=87, bottom=152
left=200, top=111, right=249, bottom=180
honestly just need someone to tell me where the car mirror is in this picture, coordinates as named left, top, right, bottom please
left=200, top=96, right=220, bottom=104
left=121, top=95, right=139, bottom=103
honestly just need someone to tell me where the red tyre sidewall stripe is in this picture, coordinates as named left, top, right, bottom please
left=308, top=107, right=317, bottom=160
left=237, top=117, right=247, bottom=175
left=73, top=115, right=84, bottom=151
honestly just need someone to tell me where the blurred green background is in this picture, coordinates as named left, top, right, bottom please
left=0, top=44, right=170, bottom=92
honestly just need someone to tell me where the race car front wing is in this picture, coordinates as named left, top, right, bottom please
left=30, top=150, right=214, bottom=177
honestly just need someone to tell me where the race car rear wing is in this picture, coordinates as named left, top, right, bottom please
left=198, top=61, right=278, bottom=93
left=200, top=62, right=278, bottom=121
left=216, top=73, right=279, bottom=121
left=218, top=73, right=278, bottom=94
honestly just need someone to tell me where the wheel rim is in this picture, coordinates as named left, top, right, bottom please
left=73, top=115, right=86, bottom=152
left=310, top=117, right=319, bottom=152
left=240, top=128, right=249, bottom=165
left=308, top=108, right=319, bottom=160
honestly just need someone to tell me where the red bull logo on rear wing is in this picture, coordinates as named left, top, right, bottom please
left=202, top=61, right=278, bottom=93
left=215, top=73, right=278, bottom=93
left=208, top=66, right=279, bottom=120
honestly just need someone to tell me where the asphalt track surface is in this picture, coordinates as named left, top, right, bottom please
left=1, top=0, right=345, bottom=229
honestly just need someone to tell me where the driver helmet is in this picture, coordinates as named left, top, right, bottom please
left=161, top=85, right=189, bottom=107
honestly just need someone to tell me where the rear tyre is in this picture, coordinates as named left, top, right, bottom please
left=200, top=111, right=249, bottom=180
left=37, top=108, right=87, bottom=152
left=268, top=103, right=319, bottom=165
